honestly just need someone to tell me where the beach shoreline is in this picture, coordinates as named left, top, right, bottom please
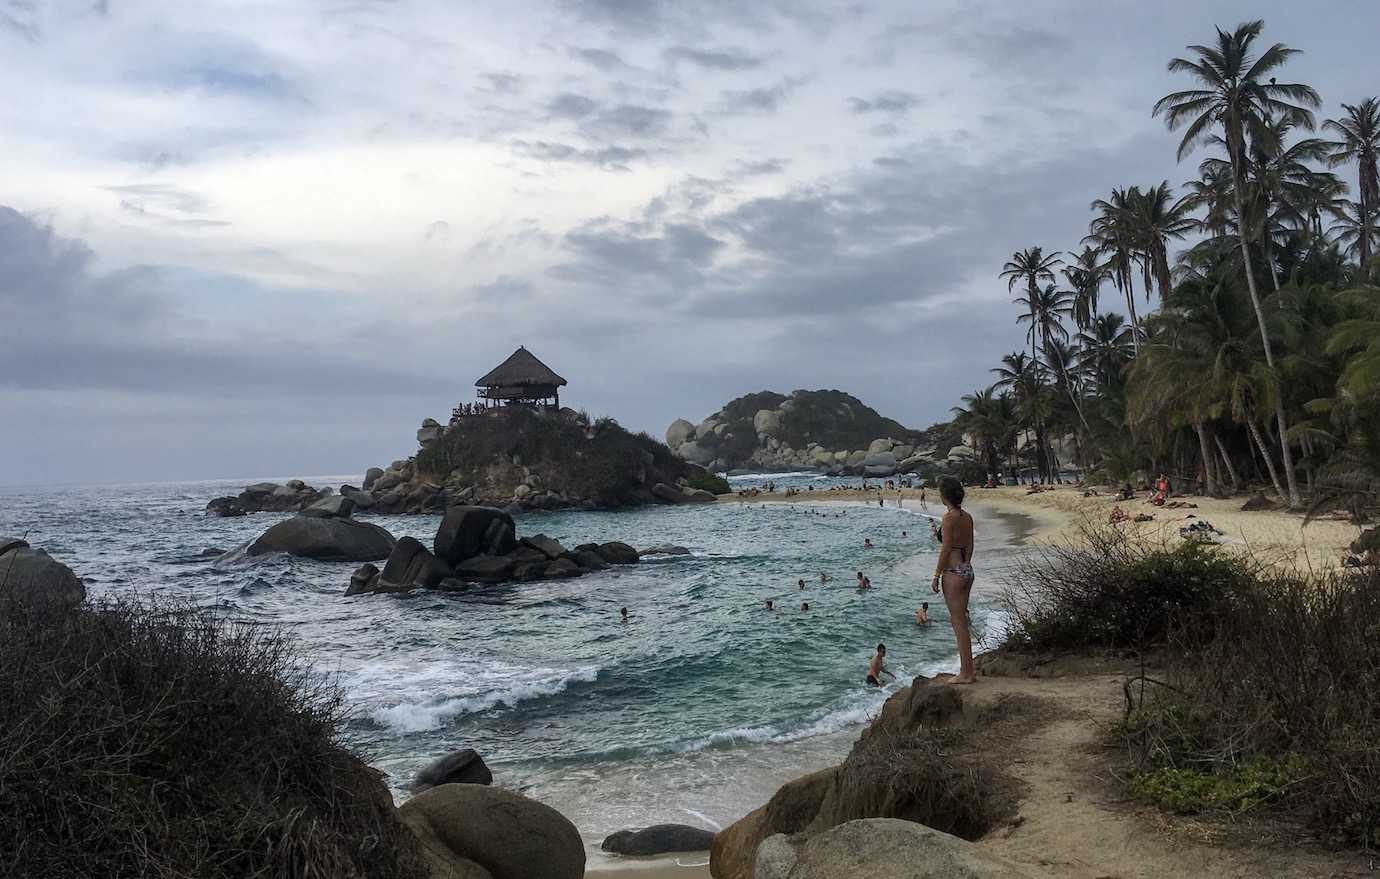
left=721, top=483, right=1360, bottom=570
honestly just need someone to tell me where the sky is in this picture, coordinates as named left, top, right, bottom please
left=3, top=0, right=1379, bottom=485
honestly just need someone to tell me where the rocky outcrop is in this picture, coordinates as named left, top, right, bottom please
left=247, top=516, right=396, bottom=562
left=601, top=823, right=716, bottom=856
left=206, top=480, right=331, bottom=517
left=710, top=677, right=1012, bottom=879
left=0, top=539, right=85, bottom=612
left=641, top=544, right=691, bottom=556
left=758, top=819, right=1036, bottom=879
left=399, top=785, right=584, bottom=879
left=412, top=749, right=493, bottom=792
left=652, top=482, right=718, bottom=504
left=664, top=389, right=964, bottom=476
left=347, top=507, right=640, bottom=595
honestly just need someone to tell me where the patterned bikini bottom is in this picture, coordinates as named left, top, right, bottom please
left=944, top=563, right=975, bottom=588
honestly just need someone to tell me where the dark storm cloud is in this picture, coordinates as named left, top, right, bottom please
left=582, top=103, right=673, bottom=139
left=664, top=45, right=763, bottom=71
left=717, top=81, right=794, bottom=114
left=567, top=46, right=626, bottom=71
left=848, top=90, right=920, bottom=115
left=511, top=139, right=649, bottom=169
left=546, top=91, right=600, bottom=119
left=0, top=206, right=439, bottom=398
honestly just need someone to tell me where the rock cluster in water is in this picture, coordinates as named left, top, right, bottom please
left=664, top=389, right=969, bottom=477
left=0, top=537, right=85, bottom=612
left=346, top=504, right=640, bottom=596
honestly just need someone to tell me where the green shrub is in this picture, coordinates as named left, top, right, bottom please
left=0, top=598, right=427, bottom=879
left=685, top=469, right=731, bottom=495
left=998, top=523, right=1255, bottom=653
left=1129, top=757, right=1304, bottom=815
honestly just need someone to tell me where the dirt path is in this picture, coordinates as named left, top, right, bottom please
left=965, top=670, right=1371, bottom=878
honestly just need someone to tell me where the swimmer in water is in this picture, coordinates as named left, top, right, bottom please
left=800, top=601, right=809, bottom=612
left=765, top=599, right=774, bottom=611
left=866, top=643, right=894, bottom=687
left=798, top=578, right=806, bottom=590
left=915, top=602, right=930, bottom=625
left=620, top=607, right=629, bottom=623
left=863, top=538, right=874, bottom=549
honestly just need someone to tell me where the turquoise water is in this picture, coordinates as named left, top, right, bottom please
left=0, top=473, right=1021, bottom=859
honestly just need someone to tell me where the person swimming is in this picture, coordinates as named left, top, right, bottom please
left=800, top=601, right=809, bottom=612
left=915, top=602, right=930, bottom=625
left=863, top=538, right=874, bottom=549
left=866, top=643, right=893, bottom=687
left=620, top=607, right=628, bottom=623
left=798, top=578, right=806, bottom=590
left=765, top=599, right=774, bottom=611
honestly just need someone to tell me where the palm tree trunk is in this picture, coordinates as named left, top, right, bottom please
left=1247, top=418, right=1286, bottom=500
left=1214, top=433, right=1240, bottom=492
left=1195, top=420, right=1217, bottom=496
left=1230, top=160, right=1301, bottom=507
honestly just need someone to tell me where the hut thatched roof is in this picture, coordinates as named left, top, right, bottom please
left=475, top=346, right=568, bottom=388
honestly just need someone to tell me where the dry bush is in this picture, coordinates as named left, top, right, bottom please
left=0, top=598, right=428, bottom=879
left=998, top=522, right=1257, bottom=654
left=1122, top=566, right=1380, bottom=847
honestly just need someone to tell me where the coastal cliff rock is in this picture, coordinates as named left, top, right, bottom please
left=206, top=481, right=331, bottom=517
left=247, top=516, right=396, bottom=562
left=664, top=389, right=963, bottom=477
left=601, top=823, right=716, bottom=856
left=711, top=677, right=1013, bottom=879
left=0, top=538, right=85, bottom=611
left=398, top=785, right=584, bottom=879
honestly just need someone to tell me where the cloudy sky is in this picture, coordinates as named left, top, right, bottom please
left=3, top=0, right=1378, bottom=484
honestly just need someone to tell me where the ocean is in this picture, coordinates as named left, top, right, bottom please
left=0, top=472, right=1023, bottom=868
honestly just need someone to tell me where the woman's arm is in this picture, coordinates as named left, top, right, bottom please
left=932, top=510, right=956, bottom=592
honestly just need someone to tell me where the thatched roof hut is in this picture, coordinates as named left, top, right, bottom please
left=475, top=347, right=567, bottom=408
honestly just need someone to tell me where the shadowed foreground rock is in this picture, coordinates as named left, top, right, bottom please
left=601, top=823, right=716, bottom=856
left=0, top=538, right=85, bottom=611
left=399, top=785, right=583, bottom=879
left=755, top=818, right=1035, bottom=879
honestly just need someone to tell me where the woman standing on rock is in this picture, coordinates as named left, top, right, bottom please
left=931, top=476, right=976, bottom=684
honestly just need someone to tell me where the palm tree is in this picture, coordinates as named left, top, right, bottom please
left=1001, top=247, right=1064, bottom=364
left=1087, top=188, right=1145, bottom=354
left=1323, top=98, right=1380, bottom=265
left=1062, top=247, right=1109, bottom=329
left=1129, top=182, right=1198, bottom=301
left=1328, top=199, right=1380, bottom=264
left=1077, top=313, right=1135, bottom=390
left=1153, top=19, right=1319, bottom=507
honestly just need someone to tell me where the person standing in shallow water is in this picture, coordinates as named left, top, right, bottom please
left=931, top=476, right=977, bottom=684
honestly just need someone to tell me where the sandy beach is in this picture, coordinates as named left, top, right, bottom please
left=724, top=483, right=1362, bottom=570
left=587, top=859, right=711, bottom=879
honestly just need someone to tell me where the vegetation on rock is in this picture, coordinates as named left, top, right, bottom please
left=0, top=596, right=427, bottom=878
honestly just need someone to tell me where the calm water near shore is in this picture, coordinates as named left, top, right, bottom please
left=0, top=472, right=1025, bottom=864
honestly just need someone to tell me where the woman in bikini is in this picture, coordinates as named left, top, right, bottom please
left=931, top=476, right=977, bottom=684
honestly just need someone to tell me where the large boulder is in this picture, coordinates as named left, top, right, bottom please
left=435, top=507, right=517, bottom=566
left=412, top=748, right=494, bottom=792
left=363, top=467, right=385, bottom=490
left=666, top=419, right=696, bottom=448
left=375, top=537, right=455, bottom=590
left=398, top=784, right=584, bottom=879
left=753, top=409, right=783, bottom=437
left=677, top=441, right=717, bottom=466
left=863, top=451, right=898, bottom=477
left=596, top=541, right=640, bottom=564
left=640, top=543, right=690, bottom=557
left=455, top=554, right=518, bottom=583
left=754, top=834, right=800, bottom=879
left=867, top=438, right=895, bottom=454
left=205, top=496, right=246, bottom=517
left=520, top=534, right=565, bottom=560
left=246, top=516, right=396, bottom=562
left=785, top=819, right=1035, bottom=878
left=0, top=541, right=85, bottom=612
left=652, top=483, right=687, bottom=504
left=712, top=769, right=836, bottom=879
left=601, top=823, right=716, bottom=856
left=300, top=494, right=355, bottom=519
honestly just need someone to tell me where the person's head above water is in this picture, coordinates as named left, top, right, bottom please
left=921, top=601, right=929, bottom=610
left=765, top=599, right=774, bottom=610
left=798, top=578, right=805, bottom=588
left=801, top=601, right=809, bottom=611
left=876, top=642, right=886, bottom=655
left=939, top=476, right=964, bottom=509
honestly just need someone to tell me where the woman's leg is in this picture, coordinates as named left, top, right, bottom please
left=941, top=572, right=976, bottom=683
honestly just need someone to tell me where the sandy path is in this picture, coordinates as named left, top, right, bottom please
left=966, top=670, right=1369, bottom=878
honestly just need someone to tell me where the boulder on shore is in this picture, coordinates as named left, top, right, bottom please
left=247, top=516, right=395, bottom=562
left=0, top=540, right=85, bottom=612
left=412, top=748, right=493, bottom=792
left=398, top=784, right=584, bottom=879
left=782, top=818, right=1035, bottom=878
left=300, top=495, right=355, bottom=519
left=435, top=506, right=517, bottom=566
left=601, top=824, right=716, bottom=856
left=596, top=541, right=640, bottom=565
left=520, top=534, right=565, bottom=560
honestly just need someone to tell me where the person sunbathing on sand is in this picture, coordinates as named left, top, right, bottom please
left=866, top=643, right=894, bottom=687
